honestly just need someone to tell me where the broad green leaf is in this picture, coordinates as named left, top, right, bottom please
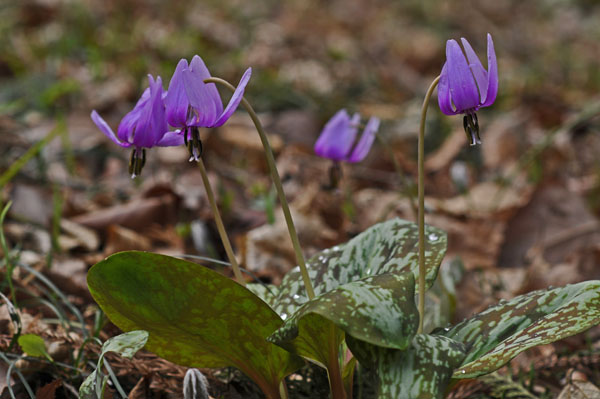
left=269, top=272, right=419, bottom=364
left=87, top=252, right=304, bottom=397
left=440, top=281, right=600, bottom=378
left=79, top=330, right=148, bottom=399
left=274, top=218, right=446, bottom=318
left=18, top=334, right=52, bottom=361
left=347, top=334, right=467, bottom=399
left=268, top=272, right=418, bottom=396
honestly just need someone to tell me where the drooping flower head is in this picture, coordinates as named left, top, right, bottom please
left=314, top=109, right=380, bottom=188
left=164, top=55, right=252, bottom=161
left=314, top=109, right=380, bottom=163
left=438, top=33, right=498, bottom=145
left=91, top=75, right=183, bottom=178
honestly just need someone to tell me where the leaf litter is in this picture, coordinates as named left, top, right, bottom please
left=1, top=0, right=600, bottom=397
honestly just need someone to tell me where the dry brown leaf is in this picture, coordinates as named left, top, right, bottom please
left=557, top=380, right=600, bottom=399
left=72, top=194, right=178, bottom=232
left=128, top=375, right=151, bottom=399
left=60, top=219, right=100, bottom=252
left=35, top=379, right=62, bottom=399
left=425, top=128, right=466, bottom=173
left=429, top=179, right=534, bottom=218
left=208, top=121, right=283, bottom=173
left=499, top=184, right=600, bottom=269
left=481, top=111, right=528, bottom=172
left=105, top=225, right=153, bottom=254
left=9, top=184, right=54, bottom=227
left=243, top=207, right=337, bottom=281
left=46, top=258, right=90, bottom=299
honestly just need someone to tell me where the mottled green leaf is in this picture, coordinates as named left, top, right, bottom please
left=246, top=283, right=279, bottom=309
left=87, top=252, right=304, bottom=397
left=79, top=330, right=148, bottom=399
left=18, top=334, right=52, bottom=361
left=273, top=218, right=446, bottom=318
left=347, top=334, right=467, bottom=399
left=269, top=273, right=418, bottom=363
left=422, top=258, right=464, bottom=333
left=441, top=281, right=600, bottom=378
left=79, top=371, right=108, bottom=399
left=101, top=330, right=148, bottom=359
left=268, top=272, right=418, bottom=397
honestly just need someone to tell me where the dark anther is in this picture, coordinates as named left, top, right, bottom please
left=463, top=113, right=481, bottom=146
left=187, top=127, right=203, bottom=161
left=183, top=127, right=189, bottom=147
left=128, top=148, right=136, bottom=176
left=128, top=148, right=147, bottom=178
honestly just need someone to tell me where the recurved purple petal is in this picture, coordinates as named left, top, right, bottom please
left=348, top=116, right=379, bottom=163
left=165, top=59, right=190, bottom=128
left=184, top=55, right=222, bottom=126
left=117, top=108, right=139, bottom=143
left=190, top=56, right=223, bottom=117
left=446, top=39, right=480, bottom=112
left=156, top=130, right=185, bottom=147
left=149, top=76, right=168, bottom=143
left=438, top=63, right=459, bottom=116
left=211, top=68, right=252, bottom=127
left=132, top=75, right=166, bottom=148
left=314, top=109, right=357, bottom=161
left=117, top=87, right=150, bottom=143
left=481, top=33, right=498, bottom=107
left=91, top=110, right=131, bottom=148
left=461, top=38, right=488, bottom=104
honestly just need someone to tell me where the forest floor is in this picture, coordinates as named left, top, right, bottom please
left=1, top=0, right=600, bottom=397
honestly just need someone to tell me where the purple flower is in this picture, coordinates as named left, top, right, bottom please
left=314, top=109, right=380, bottom=163
left=438, top=33, right=498, bottom=145
left=164, top=55, right=252, bottom=161
left=91, top=75, right=183, bottom=177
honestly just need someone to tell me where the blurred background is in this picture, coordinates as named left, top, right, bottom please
left=1, top=0, right=600, bottom=397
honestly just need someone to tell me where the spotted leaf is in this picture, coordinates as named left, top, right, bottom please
left=268, top=272, right=419, bottom=367
left=274, top=218, right=446, bottom=318
left=440, top=281, right=600, bottom=378
left=79, top=330, right=148, bottom=399
left=347, top=334, right=467, bottom=399
left=87, top=251, right=304, bottom=398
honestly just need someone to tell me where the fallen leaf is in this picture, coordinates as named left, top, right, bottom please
left=425, top=128, right=466, bottom=173
left=35, top=379, right=62, bottom=399
left=557, top=380, right=600, bottom=399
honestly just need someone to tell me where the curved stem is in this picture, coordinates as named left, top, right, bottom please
left=197, top=158, right=245, bottom=285
left=417, top=75, right=440, bottom=334
left=205, top=77, right=316, bottom=299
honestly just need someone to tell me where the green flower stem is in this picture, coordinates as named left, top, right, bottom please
left=197, top=157, right=245, bottom=285
left=328, top=324, right=346, bottom=399
left=417, top=75, right=440, bottom=334
left=205, top=77, right=316, bottom=300
left=279, top=381, right=289, bottom=399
